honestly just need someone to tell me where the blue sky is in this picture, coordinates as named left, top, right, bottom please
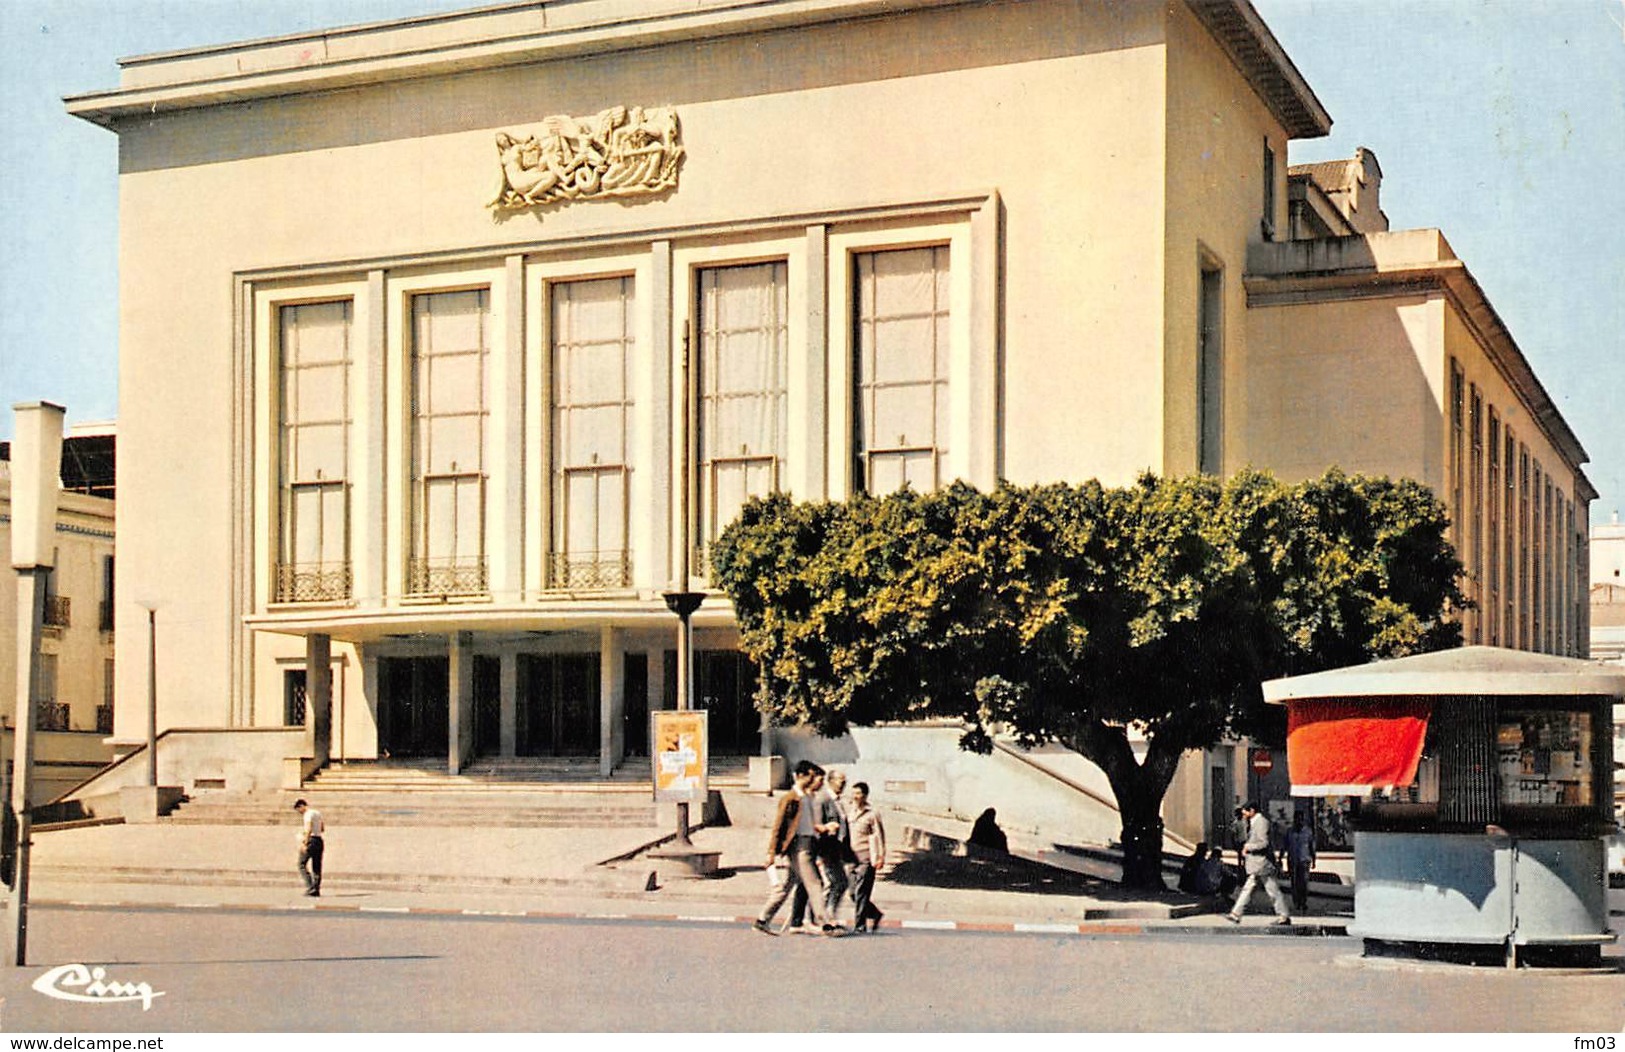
left=2, top=0, right=1622, bottom=519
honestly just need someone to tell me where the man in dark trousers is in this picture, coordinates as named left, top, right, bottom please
left=786, top=767, right=851, bottom=932
left=752, top=761, right=843, bottom=936
left=1284, top=811, right=1317, bottom=911
left=293, top=798, right=325, bottom=897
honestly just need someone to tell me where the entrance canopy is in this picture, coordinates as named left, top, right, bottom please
left=1263, top=646, right=1625, bottom=797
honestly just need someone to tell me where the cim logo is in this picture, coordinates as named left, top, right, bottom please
left=32, top=964, right=164, bottom=1011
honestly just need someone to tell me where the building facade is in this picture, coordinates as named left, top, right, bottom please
left=1, top=427, right=118, bottom=799
left=67, top=1, right=1592, bottom=803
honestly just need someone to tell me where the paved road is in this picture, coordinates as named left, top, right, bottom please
left=0, top=906, right=1621, bottom=1032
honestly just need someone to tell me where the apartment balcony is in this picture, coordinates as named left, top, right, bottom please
left=275, top=562, right=353, bottom=604
left=407, top=558, right=487, bottom=598
left=43, top=595, right=71, bottom=629
left=35, top=702, right=69, bottom=732
left=548, top=551, right=631, bottom=591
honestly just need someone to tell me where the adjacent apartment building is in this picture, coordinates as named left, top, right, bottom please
left=0, top=427, right=118, bottom=799
left=63, top=1, right=1592, bottom=828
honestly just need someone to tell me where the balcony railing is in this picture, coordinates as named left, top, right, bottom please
left=35, top=702, right=69, bottom=732
left=548, top=551, right=631, bottom=591
left=96, top=705, right=114, bottom=735
left=43, top=595, right=71, bottom=629
left=407, top=558, right=487, bottom=598
left=275, top=562, right=353, bottom=604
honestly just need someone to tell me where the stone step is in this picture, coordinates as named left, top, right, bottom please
left=162, top=812, right=656, bottom=828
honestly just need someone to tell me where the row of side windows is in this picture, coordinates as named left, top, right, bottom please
left=270, top=246, right=951, bottom=604
left=1449, top=357, right=1582, bottom=655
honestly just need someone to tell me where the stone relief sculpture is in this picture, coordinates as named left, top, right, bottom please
left=488, top=105, right=683, bottom=213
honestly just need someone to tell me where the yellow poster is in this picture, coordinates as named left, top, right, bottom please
left=651, top=710, right=709, bottom=801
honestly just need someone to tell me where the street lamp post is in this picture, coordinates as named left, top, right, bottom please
left=663, top=327, right=704, bottom=848
left=135, top=602, right=159, bottom=787
left=7, top=401, right=65, bottom=968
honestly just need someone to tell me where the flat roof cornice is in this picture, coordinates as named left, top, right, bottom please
left=66, top=0, right=1332, bottom=140
left=64, top=0, right=983, bottom=129
left=1246, top=233, right=1591, bottom=477
left=1184, top=0, right=1331, bottom=139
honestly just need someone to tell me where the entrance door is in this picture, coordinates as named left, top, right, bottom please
left=473, top=655, right=500, bottom=757
left=623, top=654, right=649, bottom=757
left=518, top=654, right=600, bottom=756
left=695, top=650, right=762, bottom=755
left=284, top=669, right=308, bottom=727
left=378, top=657, right=449, bottom=759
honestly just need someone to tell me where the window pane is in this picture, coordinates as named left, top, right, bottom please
left=567, top=342, right=628, bottom=405
left=416, top=290, right=488, bottom=352
left=565, top=470, right=599, bottom=553
left=426, top=479, right=458, bottom=560
left=551, top=277, right=633, bottom=574
left=855, top=246, right=948, bottom=494
left=428, top=353, right=484, bottom=415
left=597, top=471, right=626, bottom=552
left=290, top=485, right=331, bottom=564
left=321, top=486, right=347, bottom=562
left=292, top=423, right=343, bottom=480
left=455, top=478, right=483, bottom=560
left=869, top=384, right=935, bottom=448
left=291, top=363, right=343, bottom=421
left=699, top=262, right=787, bottom=540
left=427, top=416, right=483, bottom=473
left=282, top=301, right=349, bottom=366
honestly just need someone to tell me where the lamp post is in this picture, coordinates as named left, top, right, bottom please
left=134, top=601, right=159, bottom=787
left=7, top=401, right=65, bottom=968
left=662, top=326, right=704, bottom=848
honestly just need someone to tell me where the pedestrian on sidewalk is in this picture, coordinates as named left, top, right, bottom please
left=293, top=798, right=325, bottom=897
left=847, top=781, right=887, bottom=933
left=788, top=768, right=852, bottom=932
left=753, top=761, right=841, bottom=937
left=1225, top=802, right=1289, bottom=926
left=1284, top=812, right=1316, bottom=912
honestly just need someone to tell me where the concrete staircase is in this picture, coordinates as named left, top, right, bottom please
left=159, top=755, right=751, bottom=829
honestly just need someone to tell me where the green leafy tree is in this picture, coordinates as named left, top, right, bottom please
left=712, top=470, right=1463, bottom=888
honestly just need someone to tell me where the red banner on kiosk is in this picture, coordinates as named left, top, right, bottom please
left=1285, top=698, right=1433, bottom=795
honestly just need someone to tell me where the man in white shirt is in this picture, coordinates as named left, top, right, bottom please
left=293, top=798, right=325, bottom=897
left=1225, top=801, right=1289, bottom=926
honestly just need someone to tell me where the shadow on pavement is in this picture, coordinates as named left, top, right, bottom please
left=883, top=847, right=1117, bottom=898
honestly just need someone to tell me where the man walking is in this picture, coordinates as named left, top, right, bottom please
left=753, top=761, right=842, bottom=936
left=788, top=767, right=851, bottom=931
left=293, top=798, right=325, bottom=897
left=1225, top=801, right=1289, bottom=926
left=847, top=781, right=886, bottom=932
left=1284, top=811, right=1316, bottom=912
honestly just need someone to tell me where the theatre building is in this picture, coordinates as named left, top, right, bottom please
left=65, top=0, right=1592, bottom=832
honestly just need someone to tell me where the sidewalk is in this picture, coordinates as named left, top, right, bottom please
left=16, top=810, right=1353, bottom=939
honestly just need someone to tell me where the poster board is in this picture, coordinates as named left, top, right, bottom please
left=651, top=709, right=709, bottom=802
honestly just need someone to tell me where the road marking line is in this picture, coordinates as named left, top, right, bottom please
left=462, top=909, right=527, bottom=917
left=1014, top=923, right=1084, bottom=934
left=899, top=920, right=956, bottom=930
left=360, top=906, right=411, bottom=913
left=585, top=913, right=630, bottom=919
left=676, top=915, right=737, bottom=923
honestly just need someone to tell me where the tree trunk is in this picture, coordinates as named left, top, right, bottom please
left=1071, top=720, right=1184, bottom=891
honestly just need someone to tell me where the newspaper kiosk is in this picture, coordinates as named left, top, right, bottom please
left=1263, top=646, right=1625, bottom=966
